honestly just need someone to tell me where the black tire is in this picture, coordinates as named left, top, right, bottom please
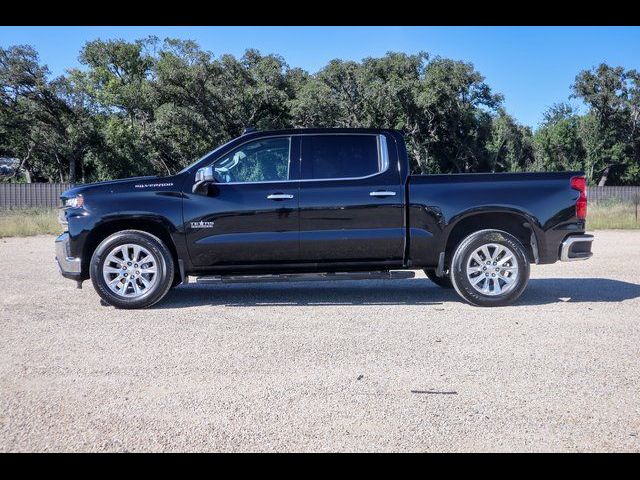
left=171, top=271, right=183, bottom=288
left=90, top=230, right=175, bottom=309
left=424, top=268, right=453, bottom=288
left=450, top=229, right=530, bottom=307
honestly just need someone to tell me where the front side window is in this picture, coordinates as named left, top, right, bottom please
left=301, top=135, right=380, bottom=180
left=212, top=137, right=291, bottom=183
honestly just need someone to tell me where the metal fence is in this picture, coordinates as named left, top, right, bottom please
left=588, top=186, right=640, bottom=204
left=2, top=182, right=640, bottom=209
left=0, top=183, right=75, bottom=209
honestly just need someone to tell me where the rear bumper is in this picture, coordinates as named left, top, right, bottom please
left=560, top=234, right=594, bottom=262
left=55, top=232, right=82, bottom=280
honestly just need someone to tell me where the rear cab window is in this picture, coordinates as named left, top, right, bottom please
left=301, top=135, right=385, bottom=180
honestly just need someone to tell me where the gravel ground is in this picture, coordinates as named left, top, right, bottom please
left=1, top=230, right=639, bottom=452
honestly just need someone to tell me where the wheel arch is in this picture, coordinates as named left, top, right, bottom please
left=443, top=209, right=539, bottom=267
left=81, top=216, right=180, bottom=283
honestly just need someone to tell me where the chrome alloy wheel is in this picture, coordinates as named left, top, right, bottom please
left=102, top=244, right=158, bottom=298
left=466, top=243, right=519, bottom=296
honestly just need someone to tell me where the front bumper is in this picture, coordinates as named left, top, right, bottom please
left=560, top=234, right=594, bottom=261
left=55, top=232, right=82, bottom=280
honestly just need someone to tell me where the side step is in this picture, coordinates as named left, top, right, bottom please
left=196, top=270, right=415, bottom=284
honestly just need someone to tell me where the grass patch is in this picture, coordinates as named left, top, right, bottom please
left=0, top=208, right=62, bottom=238
left=588, top=201, right=640, bottom=230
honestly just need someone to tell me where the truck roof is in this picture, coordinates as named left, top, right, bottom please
left=242, top=127, right=399, bottom=137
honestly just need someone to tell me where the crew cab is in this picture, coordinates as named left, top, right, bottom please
left=55, top=128, right=594, bottom=308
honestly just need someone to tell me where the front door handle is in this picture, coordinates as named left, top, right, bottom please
left=369, top=191, right=396, bottom=197
left=267, top=193, right=294, bottom=200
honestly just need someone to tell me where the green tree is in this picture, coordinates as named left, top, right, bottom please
left=533, top=103, right=585, bottom=175
left=0, top=45, right=97, bottom=183
left=415, top=58, right=502, bottom=173
left=72, top=37, right=159, bottom=179
left=572, top=64, right=638, bottom=185
left=292, top=53, right=502, bottom=174
left=153, top=41, right=298, bottom=172
left=4, top=40, right=640, bottom=186
left=488, top=109, right=535, bottom=172
left=0, top=45, right=56, bottom=182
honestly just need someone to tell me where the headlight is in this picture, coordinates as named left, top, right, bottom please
left=64, top=195, right=84, bottom=208
left=59, top=194, right=84, bottom=226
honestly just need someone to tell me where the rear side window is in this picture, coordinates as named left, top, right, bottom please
left=301, top=135, right=380, bottom=180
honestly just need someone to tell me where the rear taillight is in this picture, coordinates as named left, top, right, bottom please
left=570, top=176, right=587, bottom=220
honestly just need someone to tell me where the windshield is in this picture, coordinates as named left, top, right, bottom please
left=177, top=137, right=238, bottom=175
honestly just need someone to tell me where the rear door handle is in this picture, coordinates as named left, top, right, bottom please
left=267, top=193, right=294, bottom=200
left=369, top=191, right=396, bottom=197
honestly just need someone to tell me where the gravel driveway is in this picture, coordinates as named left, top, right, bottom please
left=1, top=230, right=639, bottom=452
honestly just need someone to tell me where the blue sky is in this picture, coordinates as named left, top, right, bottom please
left=2, top=26, right=639, bottom=128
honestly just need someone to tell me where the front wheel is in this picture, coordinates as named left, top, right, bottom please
left=90, top=230, right=175, bottom=309
left=450, top=229, right=530, bottom=307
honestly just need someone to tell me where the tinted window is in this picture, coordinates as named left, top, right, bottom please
left=212, top=137, right=291, bottom=183
left=302, top=135, right=380, bottom=180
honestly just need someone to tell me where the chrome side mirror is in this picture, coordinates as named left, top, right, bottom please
left=195, top=166, right=214, bottom=183
left=192, top=166, right=215, bottom=193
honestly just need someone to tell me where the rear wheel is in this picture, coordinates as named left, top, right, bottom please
left=450, top=229, right=529, bottom=307
left=90, top=230, right=174, bottom=309
left=424, top=268, right=453, bottom=288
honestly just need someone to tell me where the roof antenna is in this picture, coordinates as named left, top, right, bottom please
left=242, top=126, right=257, bottom=135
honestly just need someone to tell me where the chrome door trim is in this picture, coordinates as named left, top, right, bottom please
left=267, top=193, right=295, bottom=200
left=369, top=191, right=397, bottom=197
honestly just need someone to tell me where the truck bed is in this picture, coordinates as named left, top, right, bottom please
left=406, top=171, right=585, bottom=266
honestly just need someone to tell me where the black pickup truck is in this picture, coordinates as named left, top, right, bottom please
left=55, top=128, right=593, bottom=308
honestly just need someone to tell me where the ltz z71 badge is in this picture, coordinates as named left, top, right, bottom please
left=190, top=221, right=215, bottom=229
